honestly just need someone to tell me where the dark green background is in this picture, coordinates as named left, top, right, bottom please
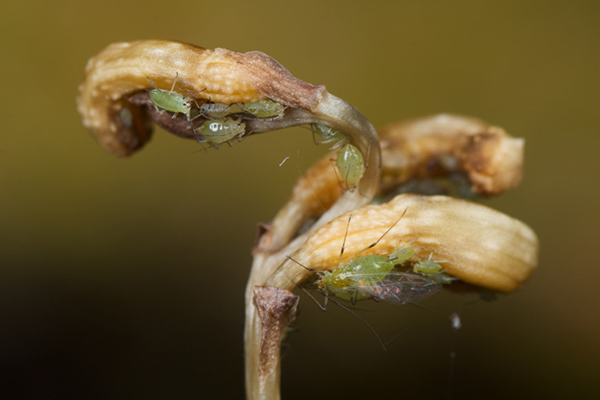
left=2, top=1, right=599, bottom=398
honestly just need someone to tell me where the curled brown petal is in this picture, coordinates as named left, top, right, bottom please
left=379, top=114, right=524, bottom=195
left=77, top=40, right=268, bottom=155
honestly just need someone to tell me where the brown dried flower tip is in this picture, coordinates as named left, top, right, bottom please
left=253, top=286, right=299, bottom=393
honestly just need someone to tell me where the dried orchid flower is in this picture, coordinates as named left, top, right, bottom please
left=77, top=40, right=539, bottom=400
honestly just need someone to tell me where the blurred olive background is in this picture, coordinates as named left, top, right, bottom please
left=2, top=0, right=599, bottom=399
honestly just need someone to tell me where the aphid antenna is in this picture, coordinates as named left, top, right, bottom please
left=347, top=207, right=409, bottom=264
left=169, top=72, right=180, bottom=93
left=337, top=214, right=353, bottom=266
left=285, top=255, right=317, bottom=273
left=146, top=76, right=159, bottom=91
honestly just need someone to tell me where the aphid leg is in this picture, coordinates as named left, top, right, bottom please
left=329, top=157, right=347, bottom=191
left=285, top=255, right=317, bottom=272
left=297, top=284, right=327, bottom=311
left=147, top=76, right=159, bottom=91
left=324, top=294, right=387, bottom=351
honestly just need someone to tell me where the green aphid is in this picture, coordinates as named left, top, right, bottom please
left=147, top=74, right=192, bottom=119
left=241, top=99, right=285, bottom=118
left=414, top=259, right=456, bottom=285
left=336, top=144, right=365, bottom=190
left=388, top=247, right=416, bottom=265
left=414, top=259, right=443, bottom=274
left=292, top=211, right=441, bottom=305
left=311, top=124, right=348, bottom=148
left=318, top=255, right=440, bottom=304
left=199, top=102, right=231, bottom=119
left=197, top=117, right=246, bottom=145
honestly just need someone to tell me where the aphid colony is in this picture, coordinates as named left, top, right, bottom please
left=289, top=212, right=456, bottom=306
left=147, top=75, right=365, bottom=190
left=146, top=75, right=286, bottom=146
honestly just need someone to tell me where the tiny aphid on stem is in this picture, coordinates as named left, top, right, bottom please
left=413, top=254, right=456, bottom=285
left=311, top=124, right=348, bottom=148
left=289, top=209, right=441, bottom=306
left=147, top=73, right=193, bottom=119
left=241, top=99, right=285, bottom=118
left=198, top=101, right=232, bottom=119
left=336, top=143, right=365, bottom=191
left=197, top=117, right=246, bottom=145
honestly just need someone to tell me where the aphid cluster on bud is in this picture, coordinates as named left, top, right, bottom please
left=146, top=76, right=287, bottom=148
left=290, top=210, right=461, bottom=308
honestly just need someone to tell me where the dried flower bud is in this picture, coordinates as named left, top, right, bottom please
left=379, top=114, right=524, bottom=195
left=77, top=40, right=327, bottom=156
left=267, top=114, right=526, bottom=252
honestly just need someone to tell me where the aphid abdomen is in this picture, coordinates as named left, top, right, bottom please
left=241, top=99, right=285, bottom=118
left=197, top=117, right=246, bottom=144
left=345, top=255, right=394, bottom=281
left=414, top=260, right=442, bottom=273
left=336, top=143, right=365, bottom=190
left=327, top=285, right=370, bottom=303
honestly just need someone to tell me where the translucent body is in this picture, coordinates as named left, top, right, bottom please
left=312, top=124, right=347, bottom=147
left=336, top=144, right=365, bottom=189
left=318, top=254, right=441, bottom=304
left=147, top=76, right=192, bottom=118
left=241, top=99, right=285, bottom=118
left=197, top=117, right=246, bottom=144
